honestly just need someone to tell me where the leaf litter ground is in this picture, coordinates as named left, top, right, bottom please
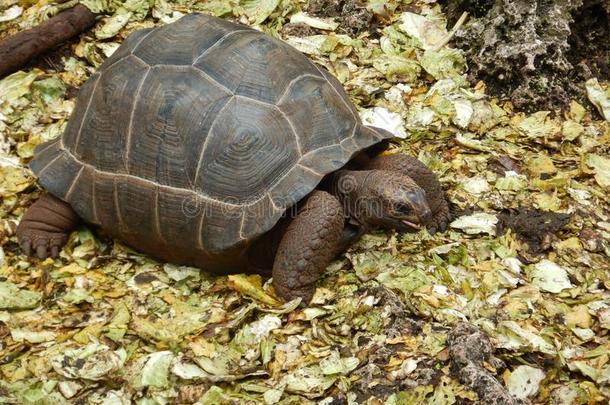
left=0, top=0, right=609, bottom=404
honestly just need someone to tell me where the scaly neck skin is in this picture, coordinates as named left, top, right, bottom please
left=328, top=169, right=377, bottom=229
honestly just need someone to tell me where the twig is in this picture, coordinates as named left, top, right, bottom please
left=434, top=11, right=469, bottom=51
left=0, top=4, right=96, bottom=79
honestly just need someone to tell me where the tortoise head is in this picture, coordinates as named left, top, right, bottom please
left=354, top=171, right=432, bottom=232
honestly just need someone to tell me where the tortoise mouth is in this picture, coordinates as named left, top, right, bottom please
left=377, top=217, right=424, bottom=233
left=401, top=219, right=423, bottom=230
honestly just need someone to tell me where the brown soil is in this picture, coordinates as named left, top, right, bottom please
left=280, top=22, right=319, bottom=37
left=497, top=209, right=571, bottom=254
left=567, top=2, right=610, bottom=83
left=442, top=0, right=610, bottom=115
left=307, top=0, right=375, bottom=36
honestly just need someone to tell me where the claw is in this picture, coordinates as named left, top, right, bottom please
left=21, top=238, right=32, bottom=256
left=18, top=231, right=67, bottom=260
left=36, top=244, right=47, bottom=260
left=428, top=204, right=451, bottom=235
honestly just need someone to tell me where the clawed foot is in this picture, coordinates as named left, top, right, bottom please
left=17, top=227, right=68, bottom=260
left=427, top=201, right=451, bottom=235
left=15, top=194, right=80, bottom=260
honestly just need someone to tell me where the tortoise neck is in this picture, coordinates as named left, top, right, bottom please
left=327, top=169, right=375, bottom=227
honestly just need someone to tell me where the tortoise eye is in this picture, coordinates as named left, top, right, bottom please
left=394, top=203, right=411, bottom=214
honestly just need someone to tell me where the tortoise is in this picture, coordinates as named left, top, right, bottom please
left=17, top=13, right=450, bottom=303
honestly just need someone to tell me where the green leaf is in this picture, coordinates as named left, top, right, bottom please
left=419, top=48, right=466, bottom=79
left=530, top=260, right=573, bottom=293
left=95, top=10, right=133, bottom=40
left=0, top=281, right=42, bottom=310
left=194, top=1, right=234, bottom=17
left=51, top=344, right=127, bottom=380
left=0, top=5, right=22, bottom=23
left=239, top=0, right=280, bottom=25
left=134, top=351, right=174, bottom=388
left=450, top=213, right=498, bottom=235
left=372, top=54, right=421, bottom=83
left=587, top=154, right=610, bottom=189
left=515, top=111, right=561, bottom=139
left=507, top=366, right=546, bottom=400
left=282, top=365, right=337, bottom=396
left=585, top=78, right=610, bottom=121
left=32, top=78, right=66, bottom=105
left=398, top=12, right=448, bottom=50
left=0, top=70, right=41, bottom=103
left=319, top=351, right=359, bottom=375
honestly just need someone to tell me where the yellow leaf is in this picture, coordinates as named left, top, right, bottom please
left=227, top=274, right=280, bottom=306
left=566, top=305, right=592, bottom=329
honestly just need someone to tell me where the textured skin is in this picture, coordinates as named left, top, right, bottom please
left=16, top=194, right=80, bottom=259
left=272, top=191, right=344, bottom=303
left=25, top=13, right=392, bottom=270
left=327, top=169, right=430, bottom=227
left=365, top=154, right=450, bottom=233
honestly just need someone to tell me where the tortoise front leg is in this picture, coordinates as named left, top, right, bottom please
left=365, top=154, right=450, bottom=233
left=272, top=190, right=345, bottom=304
left=16, top=194, right=80, bottom=259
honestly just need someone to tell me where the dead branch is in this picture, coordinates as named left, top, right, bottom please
left=0, top=4, right=96, bottom=78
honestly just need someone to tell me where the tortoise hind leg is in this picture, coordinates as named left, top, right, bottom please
left=17, top=194, right=80, bottom=259
left=272, top=190, right=345, bottom=304
left=365, top=154, right=450, bottom=233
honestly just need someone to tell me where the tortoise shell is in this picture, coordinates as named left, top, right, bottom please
left=29, top=13, right=391, bottom=268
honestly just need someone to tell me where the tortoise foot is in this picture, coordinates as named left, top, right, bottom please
left=17, top=228, right=68, bottom=259
left=427, top=198, right=451, bottom=235
left=16, top=194, right=80, bottom=259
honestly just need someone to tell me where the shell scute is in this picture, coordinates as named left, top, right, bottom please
left=193, top=31, right=322, bottom=104
left=132, top=13, right=251, bottom=66
left=278, top=75, right=355, bottom=156
left=195, top=96, right=300, bottom=204
left=75, top=56, right=149, bottom=174
left=127, top=65, right=232, bottom=189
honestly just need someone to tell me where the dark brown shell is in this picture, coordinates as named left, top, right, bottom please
left=30, top=13, right=392, bottom=260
